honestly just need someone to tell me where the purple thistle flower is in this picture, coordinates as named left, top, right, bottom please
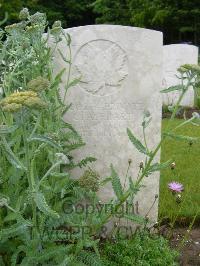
left=168, top=181, right=184, bottom=193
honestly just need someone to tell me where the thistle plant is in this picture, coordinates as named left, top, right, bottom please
left=93, top=63, right=200, bottom=236
left=178, top=64, right=200, bottom=108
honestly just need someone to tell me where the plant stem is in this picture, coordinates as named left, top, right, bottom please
left=170, top=77, right=191, bottom=122
left=123, top=162, right=131, bottom=191
left=63, top=34, right=72, bottom=104
left=143, top=126, right=149, bottom=152
left=39, top=161, right=61, bottom=186
left=22, top=112, right=37, bottom=239
left=170, top=90, right=185, bottom=121
left=177, top=213, right=198, bottom=252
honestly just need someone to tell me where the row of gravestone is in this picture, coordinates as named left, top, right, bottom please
left=163, top=44, right=199, bottom=107
left=49, top=25, right=198, bottom=224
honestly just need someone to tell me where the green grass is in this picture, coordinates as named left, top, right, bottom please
left=101, top=231, right=179, bottom=266
left=159, top=118, right=200, bottom=224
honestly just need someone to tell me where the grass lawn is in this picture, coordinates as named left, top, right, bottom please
left=159, top=118, right=200, bottom=224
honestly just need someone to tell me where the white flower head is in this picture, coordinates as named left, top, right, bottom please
left=168, top=105, right=174, bottom=112
left=0, top=198, right=8, bottom=207
left=192, top=112, right=200, bottom=119
left=144, top=109, right=151, bottom=117
left=55, top=153, right=69, bottom=164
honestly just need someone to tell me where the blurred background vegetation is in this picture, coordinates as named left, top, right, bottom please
left=0, top=0, right=199, bottom=45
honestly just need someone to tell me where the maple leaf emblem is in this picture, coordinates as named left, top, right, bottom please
left=74, top=40, right=128, bottom=96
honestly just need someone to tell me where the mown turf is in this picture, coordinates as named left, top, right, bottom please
left=159, top=118, right=200, bottom=224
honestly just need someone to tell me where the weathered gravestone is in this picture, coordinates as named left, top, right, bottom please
left=51, top=25, right=163, bottom=224
left=163, top=44, right=199, bottom=106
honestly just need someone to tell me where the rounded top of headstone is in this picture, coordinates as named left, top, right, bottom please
left=164, top=43, right=198, bottom=50
left=65, top=24, right=163, bottom=37
left=60, top=25, right=163, bottom=97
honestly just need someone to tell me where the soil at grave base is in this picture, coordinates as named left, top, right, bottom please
left=160, top=226, right=200, bottom=266
left=162, top=107, right=200, bottom=119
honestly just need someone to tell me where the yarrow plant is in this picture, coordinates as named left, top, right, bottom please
left=0, top=90, right=47, bottom=112
left=0, top=9, right=106, bottom=265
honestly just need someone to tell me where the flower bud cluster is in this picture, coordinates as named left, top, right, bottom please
left=178, top=64, right=200, bottom=74
left=79, top=169, right=100, bottom=192
left=51, top=21, right=62, bottom=40
left=27, top=76, right=50, bottom=92
left=19, top=8, right=30, bottom=20
left=5, top=23, right=25, bottom=34
left=29, top=12, right=46, bottom=25
left=0, top=90, right=47, bottom=113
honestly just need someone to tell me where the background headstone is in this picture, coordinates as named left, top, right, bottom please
left=162, top=44, right=199, bottom=107
left=51, top=25, right=163, bottom=223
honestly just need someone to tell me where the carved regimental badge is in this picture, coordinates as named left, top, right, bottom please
left=74, top=39, right=128, bottom=96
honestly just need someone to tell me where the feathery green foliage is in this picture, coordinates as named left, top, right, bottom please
left=0, top=9, right=101, bottom=265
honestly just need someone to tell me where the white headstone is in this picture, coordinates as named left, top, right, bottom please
left=51, top=25, right=163, bottom=224
left=163, top=44, right=199, bottom=106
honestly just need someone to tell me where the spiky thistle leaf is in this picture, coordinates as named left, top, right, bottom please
left=110, top=164, right=123, bottom=200
left=127, top=128, right=148, bottom=155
